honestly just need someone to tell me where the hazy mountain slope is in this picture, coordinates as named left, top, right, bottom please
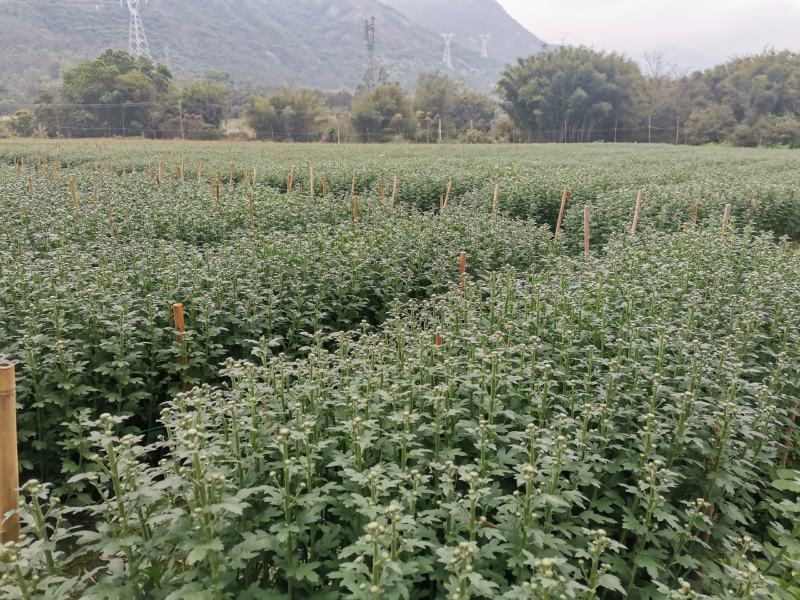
left=0, top=0, right=505, bottom=98
left=380, top=0, right=546, bottom=66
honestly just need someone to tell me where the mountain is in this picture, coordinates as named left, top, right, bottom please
left=379, top=0, right=546, bottom=67
left=0, top=0, right=514, bottom=99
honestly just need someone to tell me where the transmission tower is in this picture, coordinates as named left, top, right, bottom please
left=479, top=34, right=490, bottom=58
left=120, top=0, right=152, bottom=59
left=364, top=17, right=376, bottom=89
left=441, top=33, right=454, bottom=69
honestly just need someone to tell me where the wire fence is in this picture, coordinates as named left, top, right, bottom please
left=3, top=100, right=687, bottom=144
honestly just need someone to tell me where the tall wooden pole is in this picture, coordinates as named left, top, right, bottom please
left=631, top=189, right=643, bottom=235
left=0, top=362, right=19, bottom=543
left=492, top=184, right=500, bottom=218
left=555, top=187, right=571, bottom=235
left=722, top=203, right=732, bottom=230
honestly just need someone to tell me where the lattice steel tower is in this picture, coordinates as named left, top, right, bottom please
left=479, top=34, right=490, bottom=58
left=121, top=0, right=152, bottom=59
left=441, top=33, right=454, bottom=69
left=364, top=17, right=376, bottom=89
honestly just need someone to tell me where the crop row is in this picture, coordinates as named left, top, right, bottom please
left=3, top=229, right=798, bottom=598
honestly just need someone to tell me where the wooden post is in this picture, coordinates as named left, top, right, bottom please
left=555, top=187, right=571, bottom=235
left=749, top=197, right=758, bottom=220
left=70, top=178, right=79, bottom=209
left=353, top=196, right=359, bottom=225
left=434, top=333, right=443, bottom=347
left=691, top=203, right=699, bottom=224
left=492, top=184, right=500, bottom=218
left=322, top=176, right=328, bottom=200
left=391, top=175, right=398, bottom=207
left=630, top=189, right=643, bottom=235
left=722, top=203, right=732, bottom=230
left=197, top=161, right=202, bottom=183
left=107, top=199, right=115, bottom=237
left=27, top=178, right=35, bottom=198
left=459, top=251, right=467, bottom=293
left=442, top=180, right=453, bottom=211
left=379, top=183, right=386, bottom=205
left=351, top=170, right=357, bottom=197
left=0, top=361, right=19, bottom=544
left=173, top=303, right=186, bottom=343
left=287, top=167, right=295, bottom=193
left=583, top=205, right=591, bottom=259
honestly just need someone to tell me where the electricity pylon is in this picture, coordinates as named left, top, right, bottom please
left=121, top=0, right=152, bottom=59
left=479, top=34, right=490, bottom=58
left=442, top=33, right=454, bottom=69
left=364, top=17, right=376, bottom=89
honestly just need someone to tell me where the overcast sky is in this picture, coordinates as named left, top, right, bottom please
left=498, top=0, right=800, bottom=72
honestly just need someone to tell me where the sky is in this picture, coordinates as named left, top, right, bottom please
left=498, top=0, right=800, bottom=72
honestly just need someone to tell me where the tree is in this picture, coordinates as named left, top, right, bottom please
left=9, top=110, right=35, bottom=136
left=497, top=46, right=646, bottom=141
left=60, top=49, right=172, bottom=136
left=414, top=73, right=461, bottom=137
left=244, top=88, right=327, bottom=141
left=450, top=91, right=496, bottom=132
left=178, top=79, right=230, bottom=128
left=351, top=84, right=414, bottom=141
left=683, top=104, right=736, bottom=144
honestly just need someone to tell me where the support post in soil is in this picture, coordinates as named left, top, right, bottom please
left=583, top=205, right=591, bottom=259
left=631, top=189, right=643, bottom=235
left=492, top=184, right=500, bottom=218
left=391, top=176, right=398, bottom=207
left=442, top=180, right=453, bottom=211
left=691, top=203, right=699, bottom=224
left=722, top=203, right=732, bottom=230
left=749, top=197, right=758, bottom=220
left=459, top=251, right=468, bottom=293
left=70, top=178, right=79, bottom=209
left=0, top=362, right=19, bottom=544
left=322, top=176, right=328, bottom=200
left=555, top=187, right=571, bottom=235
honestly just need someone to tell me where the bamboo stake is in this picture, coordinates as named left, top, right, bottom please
left=630, top=189, right=643, bottom=235
left=722, top=203, right=732, bottom=230
left=0, top=361, right=19, bottom=544
left=459, top=251, right=468, bottom=293
left=691, top=203, right=699, bottom=224
left=749, top=197, right=758, bottom=219
left=173, top=303, right=186, bottom=343
left=27, top=177, right=35, bottom=198
left=70, top=178, right=79, bottom=209
left=107, top=198, right=115, bottom=237
left=555, top=187, right=571, bottom=235
left=442, top=180, right=453, bottom=211
left=322, top=176, right=328, bottom=200
left=287, top=167, right=295, bottom=193
left=391, top=176, right=398, bottom=207
left=583, top=205, right=591, bottom=259
left=380, top=183, right=386, bottom=205
left=492, top=184, right=500, bottom=218
left=353, top=195, right=359, bottom=225
left=434, top=333, right=443, bottom=347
